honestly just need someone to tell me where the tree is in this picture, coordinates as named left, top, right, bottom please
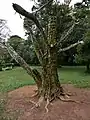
left=18, top=39, right=39, bottom=65
left=8, top=35, right=23, bottom=51
left=23, top=3, right=75, bottom=66
left=75, top=0, right=90, bottom=72
left=0, top=1, right=84, bottom=112
left=76, top=31, right=90, bottom=72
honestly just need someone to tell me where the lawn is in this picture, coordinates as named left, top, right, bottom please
left=0, top=66, right=90, bottom=92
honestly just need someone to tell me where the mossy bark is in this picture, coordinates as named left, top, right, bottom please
left=38, top=11, right=63, bottom=100
left=41, top=46, right=62, bottom=100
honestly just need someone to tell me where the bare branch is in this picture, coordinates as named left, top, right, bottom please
left=32, top=0, right=53, bottom=13
left=58, top=41, right=84, bottom=53
left=12, top=3, right=46, bottom=40
left=57, top=23, right=75, bottom=46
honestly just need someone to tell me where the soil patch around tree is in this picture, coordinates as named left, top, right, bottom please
left=7, top=84, right=90, bottom=120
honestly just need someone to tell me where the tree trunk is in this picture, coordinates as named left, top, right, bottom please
left=41, top=46, right=63, bottom=100
left=86, top=61, right=90, bottom=73
left=7, top=3, right=65, bottom=102
left=39, top=12, right=64, bottom=100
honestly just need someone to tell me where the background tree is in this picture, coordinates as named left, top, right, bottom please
left=8, top=35, right=23, bottom=51
left=8, top=35, right=38, bottom=65
left=76, top=31, right=90, bottom=72
left=18, top=38, right=39, bottom=65
left=75, top=0, right=90, bottom=72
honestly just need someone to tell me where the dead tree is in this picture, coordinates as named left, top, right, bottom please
left=0, top=1, right=83, bottom=112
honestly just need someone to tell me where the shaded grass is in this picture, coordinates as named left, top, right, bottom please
left=0, top=66, right=90, bottom=92
left=59, top=66, right=90, bottom=88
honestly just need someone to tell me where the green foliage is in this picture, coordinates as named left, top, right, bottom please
left=76, top=31, right=90, bottom=63
left=74, top=3, right=90, bottom=70
left=8, top=35, right=23, bottom=51
left=7, top=35, right=38, bottom=65
left=18, top=39, right=39, bottom=65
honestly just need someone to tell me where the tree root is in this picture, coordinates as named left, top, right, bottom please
left=29, top=90, right=79, bottom=112
left=29, top=96, right=44, bottom=110
left=36, top=96, right=44, bottom=107
left=58, top=96, right=79, bottom=103
left=45, top=99, right=49, bottom=113
left=64, top=94, right=70, bottom=99
left=30, top=92, right=39, bottom=98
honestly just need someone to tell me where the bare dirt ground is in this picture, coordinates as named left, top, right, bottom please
left=7, top=84, right=90, bottom=120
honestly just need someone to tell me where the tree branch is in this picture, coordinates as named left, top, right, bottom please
left=57, top=23, right=75, bottom=46
left=0, top=41, right=42, bottom=87
left=28, top=28, right=43, bottom=64
left=32, top=0, right=53, bottom=13
left=12, top=3, right=46, bottom=40
left=58, top=41, right=84, bottom=53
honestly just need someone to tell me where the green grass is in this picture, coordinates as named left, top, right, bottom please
left=59, top=66, right=90, bottom=88
left=0, top=66, right=90, bottom=92
left=0, top=67, right=35, bottom=92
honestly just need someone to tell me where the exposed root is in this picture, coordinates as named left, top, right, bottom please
left=61, top=86, right=72, bottom=96
left=30, top=96, right=44, bottom=110
left=30, top=92, right=38, bottom=98
left=50, top=97, right=55, bottom=102
left=66, top=92, right=72, bottom=96
left=58, top=96, right=79, bottom=103
left=34, top=89, right=38, bottom=93
left=45, top=99, right=50, bottom=113
left=64, top=94, right=70, bottom=99
left=29, top=100, right=36, bottom=105
left=35, top=96, right=44, bottom=107
left=29, top=87, right=79, bottom=112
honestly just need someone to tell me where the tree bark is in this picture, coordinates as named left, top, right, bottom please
left=41, top=46, right=63, bottom=99
left=39, top=13, right=63, bottom=100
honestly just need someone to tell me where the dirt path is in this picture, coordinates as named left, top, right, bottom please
left=7, top=84, right=90, bottom=120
